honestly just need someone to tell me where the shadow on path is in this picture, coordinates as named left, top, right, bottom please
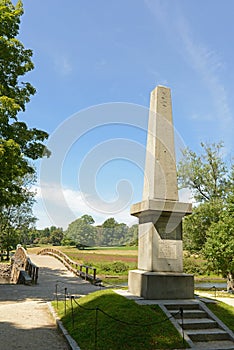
left=0, top=254, right=101, bottom=302
left=0, top=254, right=102, bottom=350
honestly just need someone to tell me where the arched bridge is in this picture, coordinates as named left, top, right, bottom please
left=38, top=247, right=101, bottom=284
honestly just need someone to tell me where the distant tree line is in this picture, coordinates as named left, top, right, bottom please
left=25, top=216, right=138, bottom=248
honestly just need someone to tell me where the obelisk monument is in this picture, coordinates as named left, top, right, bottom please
left=128, top=86, right=194, bottom=299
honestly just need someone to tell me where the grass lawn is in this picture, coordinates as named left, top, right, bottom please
left=207, top=301, right=234, bottom=332
left=53, top=289, right=187, bottom=350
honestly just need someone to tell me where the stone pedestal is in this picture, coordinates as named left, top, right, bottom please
left=128, top=270, right=194, bottom=299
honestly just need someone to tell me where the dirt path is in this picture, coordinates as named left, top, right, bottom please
left=0, top=254, right=100, bottom=349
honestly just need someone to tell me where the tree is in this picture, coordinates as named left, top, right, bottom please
left=183, top=199, right=223, bottom=252
left=177, top=142, right=232, bottom=253
left=203, top=186, right=234, bottom=284
left=0, top=196, right=36, bottom=259
left=0, top=139, right=33, bottom=207
left=100, top=218, right=128, bottom=246
left=35, top=226, right=64, bottom=245
left=0, top=0, right=50, bottom=209
left=65, top=215, right=96, bottom=247
left=178, top=141, right=234, bottom=283
left=125, top=224, right=138, bottom=246
left=50, top=227, right=63, bottom=246
left=178, top=142, right=228, bottom=202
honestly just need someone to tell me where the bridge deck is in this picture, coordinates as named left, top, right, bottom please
left=0, top=254, right=100, bottom=349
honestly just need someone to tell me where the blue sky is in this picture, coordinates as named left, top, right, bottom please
left=17, top=1, right=234, bottom=229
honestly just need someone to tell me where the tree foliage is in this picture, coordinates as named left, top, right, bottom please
left=0, top=0, right=50, bottom=254
left=178, top=141, right=234, bottom=277
left=65, top=215, right=96, bottom=247
left=33, top=226, right=64, bottom=246
left=203, top=183, right=234, bottom=278
left=0, top=195, right=36, bottom=258
left=0, top=0, right=50, bottom=209
left=62, top=215, right=137, bottom=247
left=183, top=198, right=223, bottom=252
left=178, top=142, right=228, bottom=202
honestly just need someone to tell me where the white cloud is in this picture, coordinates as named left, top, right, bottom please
left=33, top=182, right=194, bottom=230
left=33, top=182, right=137, bottom=229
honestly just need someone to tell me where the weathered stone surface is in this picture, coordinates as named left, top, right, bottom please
left=142, top=86, right=178, bottom=201
left=128, top=270, right=194, bottom=299
left=128, top=85, right=194, bottom=299
left=0, top=263, right=11, bottom=278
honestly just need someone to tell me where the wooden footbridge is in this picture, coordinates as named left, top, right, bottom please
left=11, top=245, right=101, bottom=285
left=38, top=247, right=101, bottom=284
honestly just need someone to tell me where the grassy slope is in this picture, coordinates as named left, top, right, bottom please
left=53, top=289, right=187, bottom=350
left=207, top=301, right=234, bottom=332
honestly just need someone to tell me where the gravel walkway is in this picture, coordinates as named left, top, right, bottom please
left=0, top=254, right=100, bottom=349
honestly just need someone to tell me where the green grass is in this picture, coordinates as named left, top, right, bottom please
left=84, top=246, right=138, bottom=251
left=53, top=289, right=187, bottom=350
left=207, top=301, right=234, bottom=332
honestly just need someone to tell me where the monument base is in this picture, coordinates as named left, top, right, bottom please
left=128, top=270, right=194, bottom=299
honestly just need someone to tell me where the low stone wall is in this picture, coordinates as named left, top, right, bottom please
left=11, top=245, right=39, bottom=284
left=0, top=263, right=11, bottom=278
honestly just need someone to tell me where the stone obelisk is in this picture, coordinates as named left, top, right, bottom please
left=128, top=86, right=194, bottom=299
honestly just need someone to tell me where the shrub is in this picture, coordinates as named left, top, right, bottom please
left=98, top=261, right=129, bottom=274
left=183, top=256, right=207, bottom=275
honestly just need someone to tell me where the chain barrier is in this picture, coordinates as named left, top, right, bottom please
left=54, top=284, right=183, bottom=350
left=211, top=285, right=217, bottom=298
left=202, top=285, right=218, bottom=299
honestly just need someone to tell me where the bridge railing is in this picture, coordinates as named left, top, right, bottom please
left=38, top=248, right=101, bottom=284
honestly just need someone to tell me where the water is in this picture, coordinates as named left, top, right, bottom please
left=119, top=281, right=227, bottom=290
left=195, top=282, right=226, bottom=290
left=0, top=277, right=227, bottom=289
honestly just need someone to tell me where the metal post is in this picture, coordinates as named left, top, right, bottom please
left=55, top=283, right=58, bottom=309
left=95, top=308, right=98, bottom=350
left=179, top=307, right=184, bottom=344
left=35, top=267, right=39, bottom=284
left=80, top=265, right=82, bottom=277
left=64, top=287, right=67, bottom=315
left=93, top=268, right=96, bottom=281
left=71, top=296, right=75, bottom=329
